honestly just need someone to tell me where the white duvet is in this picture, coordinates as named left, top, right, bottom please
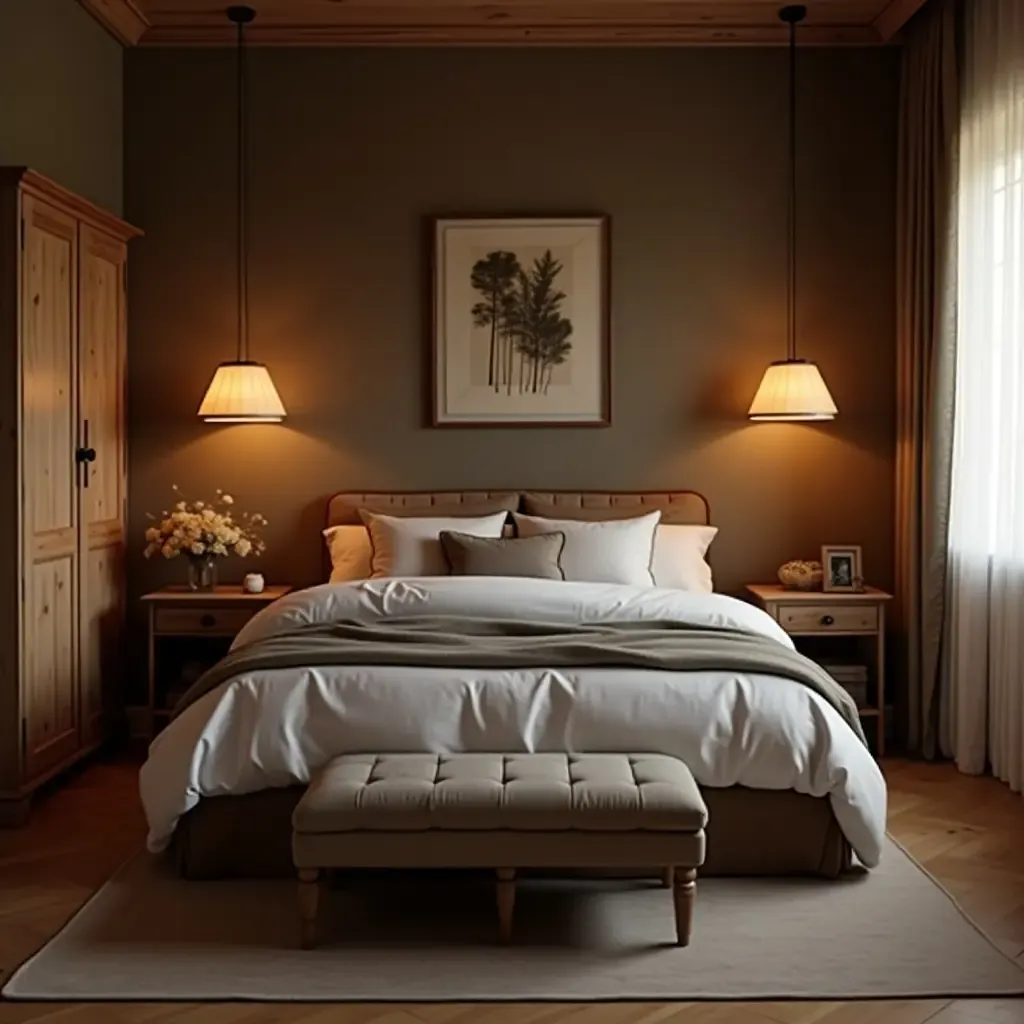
left=140, top=577, right=887, bottom=866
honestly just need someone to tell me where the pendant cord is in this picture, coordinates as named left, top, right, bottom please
left=236, top=15, right=249, bottom=363
left=786, top=14, right=798, bottom=363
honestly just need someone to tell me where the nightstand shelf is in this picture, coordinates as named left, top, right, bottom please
left=745, top=584, right=893, bottom=756
left=142, top=585, right=292, bottom=737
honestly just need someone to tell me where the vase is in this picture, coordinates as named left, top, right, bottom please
left=187, top=555, right=218, bottom=592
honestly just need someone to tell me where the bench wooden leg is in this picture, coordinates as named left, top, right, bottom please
left=662, top=866, right=674, bottom=889
left=496, top=868, right=516, bottom=943
left=672, top=868, right=696, bottom=946
left=298, top=868, right=321, bottom=949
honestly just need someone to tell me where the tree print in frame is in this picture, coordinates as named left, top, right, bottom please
left=432, top=216, right=610, bottom=427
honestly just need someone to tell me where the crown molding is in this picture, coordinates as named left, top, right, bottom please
left=77, top=0, right=150, bottom=46
left=78, top=0, right=900, bottom=48
left=1, top=168, right=143, bottom=239
left=873, top=0, right=931, bottom=42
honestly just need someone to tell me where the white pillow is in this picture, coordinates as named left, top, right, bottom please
left=323, top=525, right=373, bottom=583
left=651, top=524, right=718, bottom=592
left=360, top=511, right=509, bottom=578
left=513, top=511, right=661, bottom=585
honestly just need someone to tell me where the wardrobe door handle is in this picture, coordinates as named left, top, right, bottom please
left=820, top=614, right=835, bottom=626
left=77, top=419, right=95, bottom=487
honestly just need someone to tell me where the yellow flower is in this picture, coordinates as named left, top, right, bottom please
left=190, top=542, right=205, bottom=555
left=221, top=494, right=234, bottom=505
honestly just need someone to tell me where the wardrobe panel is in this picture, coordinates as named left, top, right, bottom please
left=20, top=196, right=80, bottom=784
left=23, top=555, right=78, bottom=779
left=78, top=226, right=127, bottom=746
left=21, top=199, right=78, bottom=541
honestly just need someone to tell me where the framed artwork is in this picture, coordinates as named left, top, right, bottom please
left=431, top=215, right=610, bottom=427
left=821, top=545, right=864, bottom=593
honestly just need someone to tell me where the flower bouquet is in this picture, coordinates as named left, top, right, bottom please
left=144, top=487, right=268, bottom=591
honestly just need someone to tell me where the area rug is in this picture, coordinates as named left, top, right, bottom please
left=4, top=838, right=1023, bottom=1002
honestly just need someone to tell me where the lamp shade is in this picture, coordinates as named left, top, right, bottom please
left=198, top=361, right=287, bottom=423
left=748, top=359, right=837, bottom=421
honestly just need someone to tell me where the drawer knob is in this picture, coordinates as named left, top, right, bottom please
left=200, top=613, right=216, bottom=628
left=820, top=614, right=835, bottom=626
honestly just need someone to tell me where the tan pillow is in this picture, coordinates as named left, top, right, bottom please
left=440, top=531, right=566, bottom=580
left=323, top=525, right=373, bottom=583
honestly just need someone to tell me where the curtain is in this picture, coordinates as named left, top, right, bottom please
left=894, top=0, right=960, bottom=756
left=945, top=0, right=1024, bottom=792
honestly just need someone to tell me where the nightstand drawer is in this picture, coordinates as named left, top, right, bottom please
left=778, top=604, right=878, bottom=633
left=153, top=607, right=257, bottom=635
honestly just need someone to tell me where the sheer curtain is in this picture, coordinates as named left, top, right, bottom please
left=946, top=0, right=1024, bottom=791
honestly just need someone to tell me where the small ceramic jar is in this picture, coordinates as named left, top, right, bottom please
left=243, top=573, right=265, bottom=594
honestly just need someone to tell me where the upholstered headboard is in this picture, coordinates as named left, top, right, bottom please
left=325, top=490, right=710, bottom=529
left=326, top=491, right=522, bottom=528
left=520, top=491, right=709, bottom=526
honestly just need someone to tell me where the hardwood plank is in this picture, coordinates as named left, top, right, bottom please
left=1, top=759, right=1022, bottom=1023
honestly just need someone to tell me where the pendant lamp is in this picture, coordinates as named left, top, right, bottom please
left=198, top=5, right=286, bottom=424
left=748, top=5, right=837, bottom=423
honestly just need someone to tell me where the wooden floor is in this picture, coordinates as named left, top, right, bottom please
left=1, top=758, right=1022, bottom=1024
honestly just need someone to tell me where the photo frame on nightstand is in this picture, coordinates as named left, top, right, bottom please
left=821, top=545, right=864, bottom=592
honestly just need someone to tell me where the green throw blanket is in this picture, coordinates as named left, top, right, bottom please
left=173, top=616, right=866, bottom=745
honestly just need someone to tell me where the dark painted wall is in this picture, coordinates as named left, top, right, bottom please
left=125, top=47, right=898, bottom=602
left=0, top=0, right=122, bottom=213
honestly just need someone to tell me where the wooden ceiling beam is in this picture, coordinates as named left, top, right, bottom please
left=82, top=0, right=906, bottom=47
left=137, top=24, right=880, bottom=47
left=873, top=0, right=931, bottom=42
left=77, top=0, right=150, bottom=45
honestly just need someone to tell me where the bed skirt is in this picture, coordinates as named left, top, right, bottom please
left=172, top=785, right=852, bottom=880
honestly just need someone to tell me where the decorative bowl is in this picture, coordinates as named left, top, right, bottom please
left=777, top=560, right=823, bottom=591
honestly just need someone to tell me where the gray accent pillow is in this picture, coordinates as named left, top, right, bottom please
left=439, top=531, right=566, bottom=580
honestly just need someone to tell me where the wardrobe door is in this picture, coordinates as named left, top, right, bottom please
left=21, top=195, right=80, bottom=780
left=78, top=225, right=127, bottom=747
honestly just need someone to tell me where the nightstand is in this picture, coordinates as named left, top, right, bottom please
left=142, top=584, right=292, bottom=737
left=745, top=584, right=893, bottom=755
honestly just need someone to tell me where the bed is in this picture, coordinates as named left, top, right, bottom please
left=141, top=490, right=886, bottom=880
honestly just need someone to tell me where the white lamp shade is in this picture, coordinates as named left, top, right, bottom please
left=198, top=361, right=287, bottom=423
left=748, top=359, right=837, bottom=421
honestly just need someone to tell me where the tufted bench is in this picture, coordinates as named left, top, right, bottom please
left=291, top=752, right=708, bottom=948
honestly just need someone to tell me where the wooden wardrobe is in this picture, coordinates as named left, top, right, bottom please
left=0, top=169, right=141, bottom=823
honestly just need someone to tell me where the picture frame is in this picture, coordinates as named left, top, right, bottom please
left=821, top=545, right=864, bottom=593
left=430, top=215, right=610, bottom=427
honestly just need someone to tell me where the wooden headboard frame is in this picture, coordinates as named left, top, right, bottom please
left=325, top=489, right=710, bottom=529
